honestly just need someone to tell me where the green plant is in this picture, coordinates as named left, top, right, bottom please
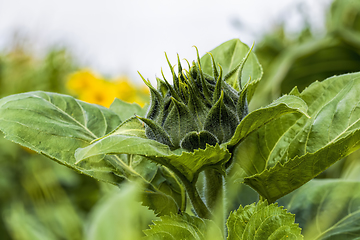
left=0, top=42, right=101, bottom=240
left=1, top=38, right=360, bottom=239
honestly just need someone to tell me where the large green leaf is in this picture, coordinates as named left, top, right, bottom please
left=0, top=91, right=123, bottom=185
left=226, top=200, right=303, bottom=240
left=144, top=213, right=223, bottom=240
left=76, top=118, right=231, bottom=183
left=201, top=38, right=263, bottom=102
left=226, top=94, right=309, bottom=148
left=0, top=91, right=180, bottom=215
left=235, top=72, right=360, bottom=202
left=278, top=179, right=360, bottom=240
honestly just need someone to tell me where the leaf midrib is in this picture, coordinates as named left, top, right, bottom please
left=39, top=93, right=99, bottom=139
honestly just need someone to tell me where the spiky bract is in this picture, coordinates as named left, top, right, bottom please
left=138, top=48, right=250, bottom=152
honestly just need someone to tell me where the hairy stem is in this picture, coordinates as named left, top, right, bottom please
left=204, top=169, right=225, bottom=234
left=180, top=176, right=212, bottom=219
left=150, top=158, right=211, bottom=219
left=204, top=169, right=224, bottom=211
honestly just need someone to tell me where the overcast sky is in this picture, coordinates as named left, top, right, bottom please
left=0, top=0, right=332, bottom=84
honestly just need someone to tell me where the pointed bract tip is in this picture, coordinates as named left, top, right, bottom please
left=138, top=71, right=150, bottom=84
left=206, top=52, right=214, bottom=57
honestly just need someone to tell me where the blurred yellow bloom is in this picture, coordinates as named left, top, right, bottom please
left=66, top=70, right=149, bottom=108
left=78, top=80, right=118, bottom=108
left=66, top=70, right=100, bottom=95
left=114, top=77, right=137, bottom=102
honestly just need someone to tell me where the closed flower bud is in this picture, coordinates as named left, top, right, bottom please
left=138, top=47, right=250, bottom=152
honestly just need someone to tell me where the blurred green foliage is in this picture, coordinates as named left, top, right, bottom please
left=0, top=41, right=102, bottom=240
left=253, top=0, right=360, bottom=109
left=0, top=44, right=75, bottom=97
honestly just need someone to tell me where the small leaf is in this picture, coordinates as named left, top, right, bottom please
left=144, top=212, right=223, bottom=240
left=200, top=38, right=263, bottom=103
left=226, top=201, right=303, bottom=240
left=109, top=98, right=148, bottom=121
left=142, top=190, right=179, bottom=217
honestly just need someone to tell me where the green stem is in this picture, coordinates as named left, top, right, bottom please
left=204, top=169, right=225, bottom=235
left=180, top=175, right=212, bottom=219
left=147, top=157, right=211, bottom=219
left=204, top=169, right=223, bottom=211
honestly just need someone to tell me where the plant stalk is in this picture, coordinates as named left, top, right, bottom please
left=155, top=161, right=212, bottom=219
left=181, top=176, right=212, bottom=219
left=204, top=169, right=224, bottom=211
left=204, top=169, right=225, bottom=234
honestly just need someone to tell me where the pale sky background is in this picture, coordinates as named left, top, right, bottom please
left=0, top=0, right=332, bottom=84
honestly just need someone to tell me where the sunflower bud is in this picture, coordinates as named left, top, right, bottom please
left=138, top=48, right=249, bottom=152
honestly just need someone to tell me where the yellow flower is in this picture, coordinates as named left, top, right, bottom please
left=78, top=80, right=118, bottom=108
left=66, top=70, right=100, bottom=95
left=66, top=70, right=150, bottom=108
left=113, top=77, right=149, bottom=107
left=114, top=77, right=137, bottom=102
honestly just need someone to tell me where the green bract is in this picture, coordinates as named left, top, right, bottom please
left=138, top=47, right=252, bottom=152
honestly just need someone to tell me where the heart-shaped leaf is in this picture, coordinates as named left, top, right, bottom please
left=234, top=72, right=360, bottom=202
left=227, top=201, right=303, bottom=240
left=109, top=97, right=148, bottom=121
